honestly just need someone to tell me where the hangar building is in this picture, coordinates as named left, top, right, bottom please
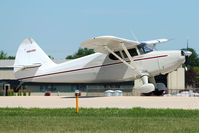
left=0, top=60, right=133, bottom=96
left=0, top=59, right=185, bottom=96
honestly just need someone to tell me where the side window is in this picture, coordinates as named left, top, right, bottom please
left=128, top=48, right=138, bottom=57
left=122, top=51, right=128, bottom=58
left=109, top=51, right=122, bottom=60
left=109, top=48, right=138, bottom=60
left=138, top=46, right=145, bottom=54
left=122, top=48, right=138, bottom=58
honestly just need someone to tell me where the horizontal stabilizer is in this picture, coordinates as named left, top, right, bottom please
left=16, top=63, right=42, bottom=70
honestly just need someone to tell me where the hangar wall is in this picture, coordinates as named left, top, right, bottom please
left=0, top=69, right=15, bottom=80
left=0, top=60, right=134, bottom=96
left=167, top=67, right=185, bottom=93
left=0, top=60, right=186, bottom=96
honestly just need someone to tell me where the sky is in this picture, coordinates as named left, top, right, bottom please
left=0, top=0, right=198, bottom=59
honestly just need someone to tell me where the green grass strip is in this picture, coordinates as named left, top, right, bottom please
left=0, top=108, right=199, bottom=133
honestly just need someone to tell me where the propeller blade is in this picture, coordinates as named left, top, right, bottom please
left=185, top=56, right=189, bottom=71
left=185, top=56, right=188, bottom=66
left=185, top=67, right=188, bottom=71
left=183, top=50, right=192, bottom=71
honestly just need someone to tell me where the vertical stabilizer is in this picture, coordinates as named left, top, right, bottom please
left=14, top=38, right=55, bottom=72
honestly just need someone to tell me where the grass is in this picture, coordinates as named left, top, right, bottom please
left=0, top=108, right=199, bottom=133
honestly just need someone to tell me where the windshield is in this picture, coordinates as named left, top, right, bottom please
left=138, top=45, right=153, bottom=54
left=143, top=46, right=153, bottom=53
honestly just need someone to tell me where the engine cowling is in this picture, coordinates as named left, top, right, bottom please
left=135, top=83, right=155, bottom=93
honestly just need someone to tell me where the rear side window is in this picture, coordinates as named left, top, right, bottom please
left=109, top=51, right=122, bottom=60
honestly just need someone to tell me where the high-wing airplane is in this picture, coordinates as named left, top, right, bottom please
left=14, top=36, right=192, bottom=93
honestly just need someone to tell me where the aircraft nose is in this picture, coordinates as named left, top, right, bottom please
left=184, top=51, right=192, bottom=57
left=181, top=50, right=192, bottom=71
left=181, top=50, right=192, bottom=57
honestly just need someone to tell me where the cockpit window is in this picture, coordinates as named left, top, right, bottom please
left=109, top=48, right=138, bottom=60
left=121, top=48, right=138, bottom=58
left=122, top=51, right=127, bottom=58
left=128, top=48, right=138, bottom=57
left=138, top=46, right=144, bottom=54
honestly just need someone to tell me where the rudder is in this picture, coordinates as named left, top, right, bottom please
left=14, top=38, right=55, bottom=72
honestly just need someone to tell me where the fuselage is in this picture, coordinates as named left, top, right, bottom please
left=15, top=50, right=185, bottom=83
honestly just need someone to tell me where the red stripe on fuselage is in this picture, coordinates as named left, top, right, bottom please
left=17, top=55, right=168, bottom=80
left=134, top=55, right=168, bottom=61
left=27, top=49, right=36, bottom=53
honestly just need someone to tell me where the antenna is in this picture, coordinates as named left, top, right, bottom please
left=187, top=39, right=189, bottom=50
left=185, top=39, right=190, bottom=71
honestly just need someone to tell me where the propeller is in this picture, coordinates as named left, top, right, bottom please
left=183, top=40, right=192, bottom=71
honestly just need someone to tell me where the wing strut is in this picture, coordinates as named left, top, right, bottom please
left=120, top=42, right=141, bottom=76
left=104, top=45, right=141, bottom=77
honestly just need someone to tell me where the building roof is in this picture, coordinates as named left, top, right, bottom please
left=0, top=60, right=14, bottom=68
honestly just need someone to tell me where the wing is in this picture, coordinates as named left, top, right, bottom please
left=80, top=36, right=140, bottom=53
left=81, top=36, right=142, bottom=76
left=141, top=39, right=168, bottom=47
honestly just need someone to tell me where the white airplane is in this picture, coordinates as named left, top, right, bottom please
left=14, top=36, right=192, bottom=93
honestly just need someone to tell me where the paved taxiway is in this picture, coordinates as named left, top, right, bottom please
left=0, top=96, right=199, bottom=109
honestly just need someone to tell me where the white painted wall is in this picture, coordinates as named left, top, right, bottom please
left=167, top=67, right=185, bottom=89
left=0, top=70, right=15, bottom=80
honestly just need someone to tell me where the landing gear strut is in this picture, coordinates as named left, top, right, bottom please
left=135, top=75, right=155, bottom=93
left=142, top=77, right=167, bottom=96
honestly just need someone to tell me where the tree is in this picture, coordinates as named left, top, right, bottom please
left=7, top=56, right=15, bottom=59
left=0, top=50, right=7, bottom=59
left=48, top=55, right=54, bottom=60
left=66, top=48, right=95, bottom=59
left=181, top=48, right=199, bottom=67
left=0, top=50, right=15, bottom=59
left=185, top=67, right=197, bottom=88
left=181, top=48, right=199, bottom=88
left=193, top=67, right=199, bottom=87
